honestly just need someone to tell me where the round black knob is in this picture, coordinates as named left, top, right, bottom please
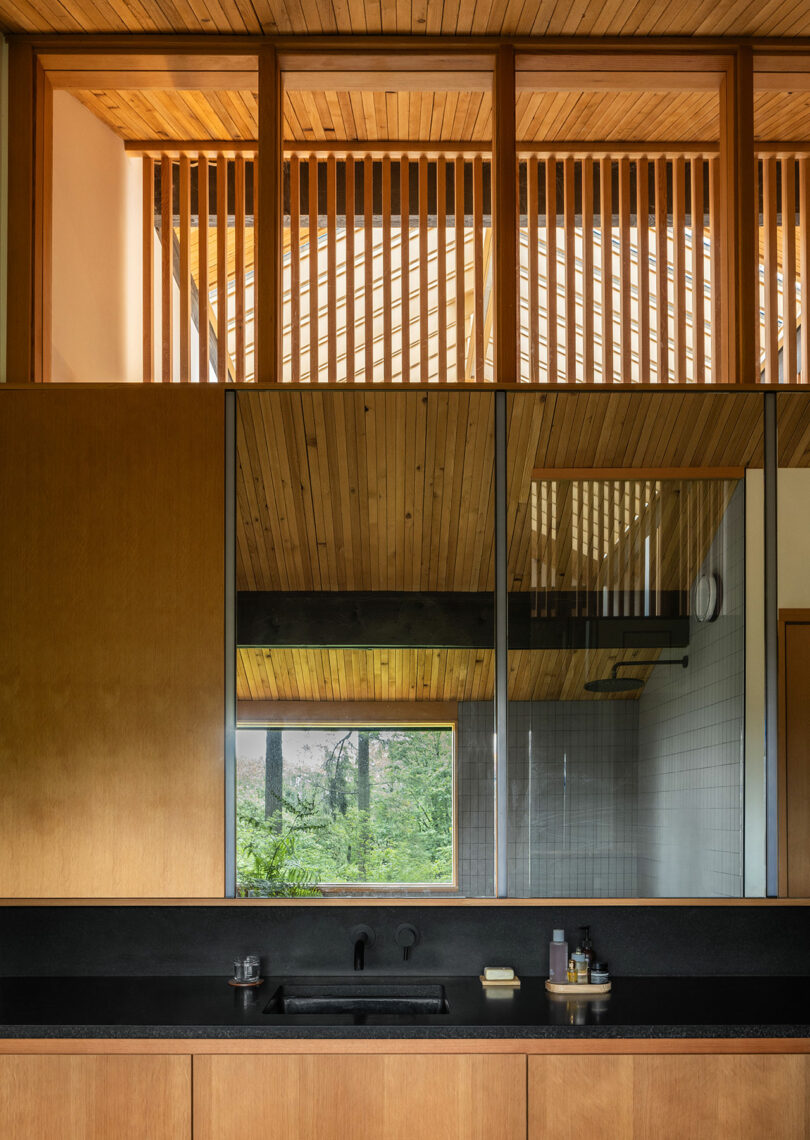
left=395, top=924, right=419, bottom=960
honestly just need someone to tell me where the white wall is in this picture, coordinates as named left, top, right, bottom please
left=51, top=91, right=141, bottom=382
left=745, top=466, right=810, bottom=896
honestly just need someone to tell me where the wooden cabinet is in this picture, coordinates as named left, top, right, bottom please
left=528, top=1054, right=810, bottom=1139
left=193, top=1053, right=527, bottom=1140
left=780, top=614, right=810, bottom=896
left=0, top=388, right=225, bottom=897
left=0, top=1055, right=190, bottom=1139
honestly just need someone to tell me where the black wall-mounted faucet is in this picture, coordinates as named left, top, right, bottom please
left=395, top=923, right=419, bottom=961
left=350, top=925, right=375, bottom=971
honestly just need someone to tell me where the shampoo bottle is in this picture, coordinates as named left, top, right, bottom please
left=549, top=929, right=568, bottom=983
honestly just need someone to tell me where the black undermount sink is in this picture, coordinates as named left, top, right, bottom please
left=263, top=983, right=449, bottom=1016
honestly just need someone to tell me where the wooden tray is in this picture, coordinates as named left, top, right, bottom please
left=480, top=975, right=521, bottom=988
left=545, top=979, right=611, bottom=995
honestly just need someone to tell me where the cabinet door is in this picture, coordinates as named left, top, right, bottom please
left=0, top=1055, right=190, bottom=1139
left=0, top=388, right=224, bottom=897
left=194, top=1053, right=527, bottom=1140
left=529, top=1054, right=810, bottom=1139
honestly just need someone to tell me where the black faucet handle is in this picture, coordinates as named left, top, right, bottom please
left=395, top=924, right=419, bottom=961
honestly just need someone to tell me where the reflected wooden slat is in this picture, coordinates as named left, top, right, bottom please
left=179, top=154, right=191, bottom=382
left=289, top=154, right=300, bottom=383
left=655, top=156, right=668, bottom=384
left=637, top=156, right=650, bottom=382
left=582, top=156, right=594, bottom=382
left=420, top=154, right=429, bottom=384
left=528, top=157, right=539, bottom=383
left=801, top=158, right=810, bottom=385
left=455, top=156, right=466, bottom=382
left=142, top=155, right=154, bottom=383
left=692, top=156, right=705, bottom=383
left=783, top=155, right=797, bottom=385
left=198, top=154, right=209, bottom=384
left=763, top=155, right=778, bottom=384
left=473, top=154, right=484, bottom=381
left=710, top=155, right=721, bottom=385
left=673, top=155, right=686, bottom=382
left=546, top=156, right=558, bottom=383
left=308, top=154, right=319, bottom=383
left=345, top=155, right=355, bottom=383
left=382, top=156, right=392, bottom=381
left=327, top=153, right=337, bottom=385
left=234, top=153, right=246, bottom=383
left=619, top=155, right=631, bottom=382
left=600, top=156, right=613, bottom=383
left=564, top=155, right=576, bottom=383
left=400, top=156, right=410, bottom=383
left=364, top=156, right=373, bottom=383
left=161, top=153, right=173, bottom=383
left=216, top=153, right=228, bottom=384
left=437, top=156, right=447, bottom=383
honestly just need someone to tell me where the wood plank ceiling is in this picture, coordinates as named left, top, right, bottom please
left=4, top=1, right=810, bottom=36
left=234, top=389, right=794, bottom=706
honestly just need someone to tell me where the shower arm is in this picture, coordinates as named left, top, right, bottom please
left=610, top=656, right=689, bottom=679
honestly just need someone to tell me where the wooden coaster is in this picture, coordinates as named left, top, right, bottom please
left=480, top=975, right=521, bottom=988
left=545, top=979, right=611, bottom=995
left=228, top=978, right=265, bottom=988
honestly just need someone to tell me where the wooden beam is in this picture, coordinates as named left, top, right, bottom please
left=237, top=700, right=459, bottom=726
left=257, top=45, right=282, bottom=383
left=721, top=47, right=756, bottom=384
left=7, top=45, right=36, bottom=382
left=44, top=69, right=258, bottom=90
left=494, top=44, right=517, bottom=384
left=532, top=466, right=746, bottom=480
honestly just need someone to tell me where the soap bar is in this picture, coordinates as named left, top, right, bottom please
left=483, top=966, right=515, bottom=981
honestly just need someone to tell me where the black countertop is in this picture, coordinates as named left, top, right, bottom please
left=1, top=975, right=809, bottom=1039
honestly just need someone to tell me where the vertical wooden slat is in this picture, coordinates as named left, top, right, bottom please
left=161, top=154, right=173, bottom=383
left=197, top=155, right=209, bottom=384
left=419, top=154, right=429, bottom=383
left=454, top=156, right=466, bottom=381
left=783, top=156, right=797, bottom=385
left=494, top=43, right=518, bottom=384
left=7, top=44, right=36, bottom=381
left=546, top=157, right=558, bottom=383
left=582, top=156, right=594, bottom=382
left=637, top=157, right=650, bottom=382
left=142, top=155, right=154, bottom=382
left=257, top=45, right=282, bottom=383
left=364, top=156, right=374, bottom=382
left=600, top=156, right=613, bottom=383
left=308, top=154, right=319, bottom=383
left=179, top=154, right=191, bottom=382
left=800, top=158, right=810, bottom=384
left=528, top=157, right=539, bottom=383
left=692, top=156, right=705, bottom=384
left=655, top=156, right=668, bottom=383
left=473, top=153, right=484, bottom=382
left=216, top=153, right=228, bottom=384
left=234, top=153, right=246, bottom=383
left=437, top=156, right=448, bottom=383
left=673, top=155, right=686, bottom=383
left=721, top=48, right=756, bottom=385
left=763, top=154, right=778, bottom=384
left=289, top=154, right=300, bottom=382
left=382, top=155, right=393, bottom=381
left=619, top=155, right=632, bottom=382
left=327, top=153, right=337, bottom=384
left=564, top=155, right=576, bottom=383
left=345, top=155, right=355, bottom=384
left=400, top=156, right=411, bottom=382
left=710, top=156, right=721, bottom=385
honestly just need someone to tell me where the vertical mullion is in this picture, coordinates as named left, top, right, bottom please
left=198, top=155, right=209, bottom=384
left=528, top=157, right=539, bottom=384
left=364, top=156, right=374, bottom=382
left=437, top=155, right=448, bottom=383
left=692, top=156, right=705, bottom=383
left=216, top=153, right=228, bottom=384
left=345, top=155, right=355, bottom=384
left=783, top=156, right=797, bottom=385
left=673, top=156, right=686, bottom=382
left=419, top=154, right=429, bottom=383
left=637, top=157, right=650, bottom=382
left=600, top=156, right=613, bottom=383
left=400, top=156, right=411, bottom=383
left=546, top=157, right=558, bottom=383
left=455, top=156, right=466, bottom=382
left=582, top=156, right=594, bottom=382
left=309, top=155, right=319, bottom=383
left=234, top=153, right=246, bottom=383
left=655, top=156, right=668, bottom=383
left=801, top=158, right=810, bottom=384
left=257, top=45, right=282, bottom=383
left=327, top=154, right=337, bottom=385
left=473, top=153, right=484, bottom=381
left=179, top=154, right=191, bottom=382
left=289, top=154, right=300, bottom=383
left=710, top=156, right=721, bottom=385
left=382, top=156, right=393, bottom=382
left=564, top=155, right=576, bottom=383
left=763, top=155, right=778, bottom=384
left=142, top=155, right=154, bottom=382
left=161, top=154, right=173, bottom=383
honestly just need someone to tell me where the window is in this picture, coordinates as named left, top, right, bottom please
left=236, top=726, right=455, bottom=897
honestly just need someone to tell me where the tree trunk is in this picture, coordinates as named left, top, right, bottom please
left=357, top=731, right=370, bottom=876
left=264, top=728, right=283, bottom=833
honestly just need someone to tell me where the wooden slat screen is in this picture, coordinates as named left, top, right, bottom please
left=281, top=155, right=494, bottom=384
left=756, top=153, right=806, bottom=385
left=518, top=154, right=719, bottom=384
left=147, top=152, right=255, bottom=383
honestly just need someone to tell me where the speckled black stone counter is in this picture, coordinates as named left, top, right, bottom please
left=1, top=976, right=809, bottom=1039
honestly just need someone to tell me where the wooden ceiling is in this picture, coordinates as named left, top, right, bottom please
left=754, top=92, right=810, bottom=141
left=285, top=89, right=491, bottom=141
left=71, top=88, right=258, bottom=140
left=516, top=90, right=719, bottom=143
left=5, top=1, right=810, bottom=36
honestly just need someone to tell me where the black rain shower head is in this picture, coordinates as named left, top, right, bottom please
left=584, top=655, right=689, bottom=694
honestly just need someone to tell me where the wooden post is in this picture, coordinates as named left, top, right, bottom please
left=179, top=154, right=191, bottom=382
left=257, top=45, right=282, bottom=383
left=493, top=44, right=518, bottom=384
left=7, top=46, right=38, bottom=382
left=721, top=47, right=756, bottom=384
left=198, top=155, right=210, bottom=384
left=142, top=156, right=154, bottom=383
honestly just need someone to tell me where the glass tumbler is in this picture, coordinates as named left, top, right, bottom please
left=233, top=954, right=261, bottom=984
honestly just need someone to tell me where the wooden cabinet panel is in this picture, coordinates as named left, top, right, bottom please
left=0, top=1055, right=190, bottom=1139
left=783, top=619, right=810, bottom=896
left=0, top=389, right=225, bottom=897
left=529, top=1054, right=810, bottom=1139
left=194, top=1053, right=527, bottom=1140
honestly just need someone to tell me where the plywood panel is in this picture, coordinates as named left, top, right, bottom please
left=529, top=1054, right=810, bottom=1139
left=194, top=1054, right=526, bottom=1140
left=0, top=1055, right=190, bottom=1139
left=0, top=389, right=224, bottom=897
